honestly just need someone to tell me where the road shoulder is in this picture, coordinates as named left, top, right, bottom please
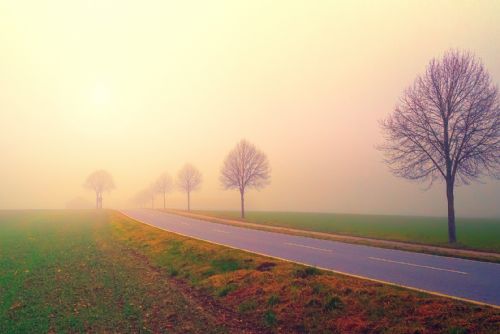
left=163, top=209, right=500, bottom=263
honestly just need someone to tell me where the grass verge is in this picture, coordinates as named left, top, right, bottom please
left=112, top=211, right=500, bottom=333
left=191, top=210, right=500, bottom=252
left=165, top=210, right=500, bottom=262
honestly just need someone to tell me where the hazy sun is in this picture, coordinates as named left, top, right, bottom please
left=91, top=83, right=111, bottom=106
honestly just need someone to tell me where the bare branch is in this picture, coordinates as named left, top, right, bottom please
left=177, top=164, right=203, bottom=193
left=155, top=172, right=173, bottom=195
left=379, top=50, right=499, bottom=186
left=220, top=139, right=271, bottom=193
left=84, top=170, right=115, bottom=209
left=379, top=49, right=499, bottom=243
left=177, top=164, right=202, bottom=211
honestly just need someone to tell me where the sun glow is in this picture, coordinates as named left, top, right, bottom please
left=91, top=83, right=112, bottom=106
left=0, top=0, right=498, bottom=216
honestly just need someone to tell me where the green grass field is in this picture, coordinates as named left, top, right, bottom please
left=194, top=211, right=500, bottom=252
left=0, top=210, right=225, bottom=333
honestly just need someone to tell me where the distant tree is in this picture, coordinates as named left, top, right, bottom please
left=84, top=170, right=115, bottom=209
left=220, top=139, right=271, bottom=218
left=155, top=172, right=173, bottom=209
left=132, top=189, right=151, bottom=208
left=177, top=164, right=202, bottom=211
left=379, top=50, right=499, bottom=244
left=149, top=183, right=156, bottom=209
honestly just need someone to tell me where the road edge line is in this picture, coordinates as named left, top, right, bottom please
left=164, top=210, right=500, bottom=264
left=117, top=210, right=500, bottom=310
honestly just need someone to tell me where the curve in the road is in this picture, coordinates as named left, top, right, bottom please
left=120, top=209, right=500, bottom=308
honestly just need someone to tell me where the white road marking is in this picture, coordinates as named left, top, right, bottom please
left=213, top=229, right=230, bottom=234
left=120, top=211, right=500, bottom=308
left=368, top=257, right=468, bottom=275
left=285, top=242, right=333, bottom=253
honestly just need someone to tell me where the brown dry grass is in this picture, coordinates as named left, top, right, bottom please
left=110, top=211, right=500, bottom=333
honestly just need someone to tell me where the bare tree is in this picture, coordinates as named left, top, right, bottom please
left=379, top=50, right=499, bottom=243
left=220, top=139, right=271, bottom=218
left=84, top=170, right=115, bottom=209
left=148, top=183, right=156, bottom=209
left=177, top=164, right=202, bottom=211
left=155, top=172, right=173, bottom=209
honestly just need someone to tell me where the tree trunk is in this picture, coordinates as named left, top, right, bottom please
left=97, top=193, right=103, bottom=209
left=240, top=189, right=245, bottom=218
left=96, top=192, right=99, bottom=209
left=163, top=192, right=166, bottom=210
left=187, top=191, right=191, bottom=211
left=446, top=180, right=457, bottom=244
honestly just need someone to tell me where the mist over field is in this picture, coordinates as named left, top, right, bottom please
left=0, top=1, right=499, bottom=217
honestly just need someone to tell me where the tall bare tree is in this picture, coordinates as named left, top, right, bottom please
left=220, top=139, right=271, bottom=218
left=177, top=164, right=202, bottom=211
left=84, top=170, right=115, bottom=209
left=379, top=50, right=499, bottom=243
left=155, top=172, right=173, bottom=209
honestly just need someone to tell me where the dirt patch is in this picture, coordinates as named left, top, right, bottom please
left=256, top=262, right=277, bottom=272
left=122, top=245, right=268, bottom=334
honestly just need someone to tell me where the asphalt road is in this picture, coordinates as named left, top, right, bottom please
left=121, top=209, right=500, bottom=307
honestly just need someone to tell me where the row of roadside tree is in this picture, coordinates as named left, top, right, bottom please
left=132, top=139, right=270, bottom=218
left=84, top=49, right=499, bottom=244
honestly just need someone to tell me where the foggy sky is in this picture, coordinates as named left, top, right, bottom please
left=1, top=1, right=499, bottom=217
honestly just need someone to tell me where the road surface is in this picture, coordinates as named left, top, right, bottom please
left=121, top=209, right=500, bottom=307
